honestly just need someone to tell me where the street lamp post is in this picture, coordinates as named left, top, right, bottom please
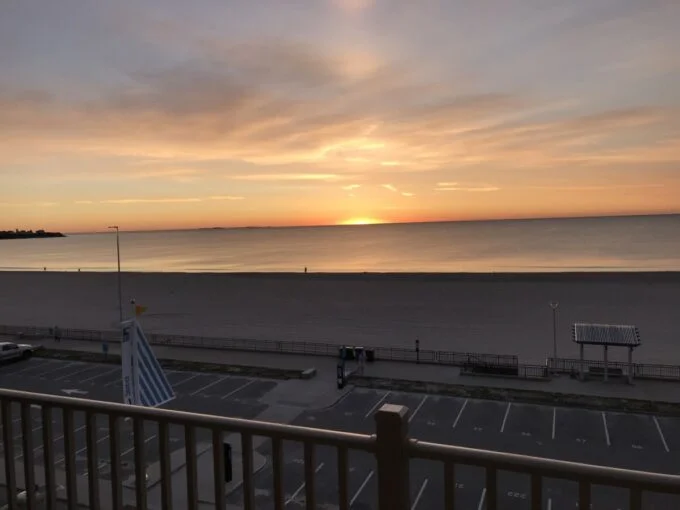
left=549, top=301, right=559, bottom=362
left=108, top=226, right=123, bottom=324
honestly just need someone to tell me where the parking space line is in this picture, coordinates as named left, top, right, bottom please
left=350, top=470, right=374, bottom=506
left=38, top=362, right=81, bottom=377
left=552, top=408, right=556, bottom=440
left=500, top=403, right=512, bottom=433
left=54, top=366, right=94, bottom=381
left=120, top=434, right=156, bottom=458
left=547, top=497, right=552, bottom=510
left=172, top=374, right=200, bottom=388
left=410, top=478, right=429, bottom=510
left=7, top=360, right=55, bottom=375
left=284, top=462, right=325, bottom=505
left=80, top=367, right=119, bottom=384
left=408, top=396, right=428, bottom=423
left=364, top=392, right=391, bottom=419
left=653, top=416, right=670, bottom=453
left=13, top=423, right=42, bottom=440
left=16, top=423, right=88, bottom=460
left=221, top=380, right=255, bottom=400
left=477, top=488, right=486, bottom=510
left=602, top=412, right=611, bottom=447
left=56, top=433, right=111, bottom=466
left=452, top=399, right=468, bottom=429
left=190, top=376, right=228, bottom=396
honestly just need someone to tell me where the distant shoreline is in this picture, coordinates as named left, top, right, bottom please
left=3, top=270, right=680, bottom=282
left=0, top=230, right=65, bottom=240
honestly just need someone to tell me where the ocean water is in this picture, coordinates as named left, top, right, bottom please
left=1, top=215, right=679, bottom=273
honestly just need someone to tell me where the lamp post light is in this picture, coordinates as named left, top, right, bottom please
left=549, top=301, right=559, bottom=362
left=108, top=226, right=123, bottom=324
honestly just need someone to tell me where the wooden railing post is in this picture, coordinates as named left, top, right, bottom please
left=375, top=404, right=410, bottom=510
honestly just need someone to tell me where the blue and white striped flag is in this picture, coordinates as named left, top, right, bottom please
left=121, top=320, right=174, bottom=407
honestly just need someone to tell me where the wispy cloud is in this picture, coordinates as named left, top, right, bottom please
left=74, top=200, right=94, bottom=205
left=381, top=184, right=398, bottom=192
left=401, top=192, right=414, bottom=197
left=230, top=173, right=342, bottom=181
left=101, top=198, right=203, bottom=204
left=0, top=202, right=59, bottom=207
left=209, top=195, right=245, bottom=200
left=342, top=184, right=361, bottom=190
left=435, top=183, right=500, bottom=192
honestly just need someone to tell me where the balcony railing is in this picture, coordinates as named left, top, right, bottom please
left=1, top=388, right=680, bottom=509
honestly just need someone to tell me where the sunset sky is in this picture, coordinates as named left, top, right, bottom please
left=1, top=0, right=679, bottom=232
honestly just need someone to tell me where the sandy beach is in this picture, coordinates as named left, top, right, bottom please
left=0, top=271, right=679, bottom=364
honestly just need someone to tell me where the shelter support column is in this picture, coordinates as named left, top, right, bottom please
left=579, top=344, right=584, bottom=381
left=628, top=347, right=633, bottom=385
left=603, top=345, right=608, bottom=382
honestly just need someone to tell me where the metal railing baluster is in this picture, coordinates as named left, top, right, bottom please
left=185, top=425, right=198, bottom=510
left=272, top=437, right=284, bottom=510
left=158, top=421, right=173, bottom=510
left=86, top=411, right=100, bottom=510
left=241, top=433, right=255, bottom=510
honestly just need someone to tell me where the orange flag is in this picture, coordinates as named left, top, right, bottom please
left=135, top=305, right=148, bottom=317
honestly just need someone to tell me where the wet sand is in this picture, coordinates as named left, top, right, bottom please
left=1, top=271, right=679, bottom=364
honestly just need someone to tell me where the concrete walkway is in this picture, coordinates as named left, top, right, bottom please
left=38, top=337, right=680, bottom=405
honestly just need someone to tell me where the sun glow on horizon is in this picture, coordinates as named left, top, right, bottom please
left=338, top=217, right=384, bottom=226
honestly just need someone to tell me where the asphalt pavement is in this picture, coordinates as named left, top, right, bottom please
left=1, top=357, right=679, bottom=509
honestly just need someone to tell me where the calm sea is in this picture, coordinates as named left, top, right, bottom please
left=1, top=215, right=679, bottom=273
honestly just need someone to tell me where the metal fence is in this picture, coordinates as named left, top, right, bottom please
left=1, top=388, right=679, bottom=510
left=0, top=324, right=518, bottom=368
left=548, top=357, right=680, bottom=381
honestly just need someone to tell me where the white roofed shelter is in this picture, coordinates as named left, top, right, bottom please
left=572, top=323, right=641, bottom=384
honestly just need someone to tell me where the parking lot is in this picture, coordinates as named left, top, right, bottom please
left=229, top=390, right=680, bottom=509
left=1, top=357, right=680, bottom=509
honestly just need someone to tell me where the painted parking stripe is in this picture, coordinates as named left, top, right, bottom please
left=53, top=366, right=97, bottom=381
left=477, top=488, right=486, bottom=510
left=284, top=462, right=325, bottom=505
left=500, top=403, right=512, bottom=433
left=602, top=412, right=611, bottom=447
left=653, top=416, right=670, bottom=453
left=411, top=478, right=429, bottom=510
left=452, top=399, right=468, bottom=429
left=120, top=434, right=156, bottom=458
left=221, top=380, right=255, bottom=400
left=81, top=367, right=119, bottom=384
left=16, top=423, right=88, bottom=461
left=171, top=373, right=200, bottom=388
left=350, top=470, right=374, bottom=506
left=408, top=396, right=428, bottom=423
left=38, top=362, right=82, bottom=377
left=190, top=376, right=228, bottom=396
left=364, top=392, right=391, bottom=419
left=552, top=408, right=556, bottom=440
left=6, top=359, right=55, bottom=375
left=547, top=497, right=552, bottom=510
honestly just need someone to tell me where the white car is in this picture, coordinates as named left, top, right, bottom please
left=0, top=341, right=37, bottom=362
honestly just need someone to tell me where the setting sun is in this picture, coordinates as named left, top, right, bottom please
left=338, top=217, right=384, bottom=226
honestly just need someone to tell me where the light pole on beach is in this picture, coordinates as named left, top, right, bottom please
left=549, top=301, right=559, bottom=362
left=108, top=226, right=123, bottom=324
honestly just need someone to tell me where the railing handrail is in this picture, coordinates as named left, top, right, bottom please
left=409, top=440, right=680, bottom=493
left=0, top=323, right=519, bottom=368
left=0, top=388, right=375, bottom=451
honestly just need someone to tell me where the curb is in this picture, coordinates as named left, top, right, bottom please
left=349, top=375, right=680, bottom=416
left=33, top=348, right=314, bottom=381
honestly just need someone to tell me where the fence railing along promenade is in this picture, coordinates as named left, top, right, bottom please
left=0, top=324, right=518, bottom=368
left=548, top=357, right=680, bottom=381
left=1, top=388, right=680, bottom=510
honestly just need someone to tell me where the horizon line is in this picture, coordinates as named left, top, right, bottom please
left=61, top=211, right=680, bottom=235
